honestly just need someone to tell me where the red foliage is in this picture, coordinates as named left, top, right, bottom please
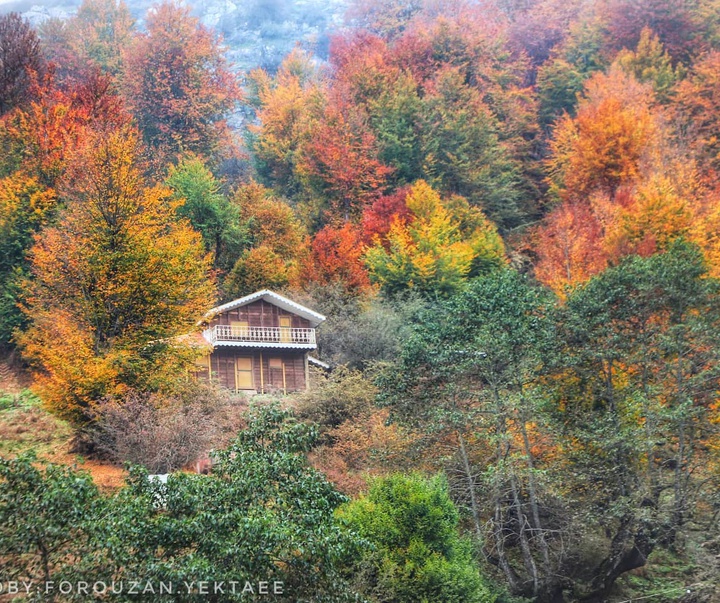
left=603, top=0, right=700, bottom=62
left=360, top=187, right=412, bottom=244
left=305, top=223, right=372, bottom=292
left=300, top=105, right=393, bottom=222
left=533, top=200, right=609, bottom=295
left=0, top=13, right=46, bottom=116
left=0, top=71, right=129, bottom=189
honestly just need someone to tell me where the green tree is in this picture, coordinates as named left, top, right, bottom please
left=536, top=58, right=585, bottom=128
left=166, top=156, right=245, bottom=273
left=377, top=269, right=563, bottom=600
left=552, top=241, right=720, bottom=596
left=366, top=71, right=423, bottom=186
left=0, top=406, right=365, bottom=601
left=103, top=404, right=362, bottom=601
left=338, top=473, right=495, bottom=603
left=0, top=453, right=102, bottom=587
left=0, top=174, right=57, bottom=347
left=420, top=68, right=524, bottom=229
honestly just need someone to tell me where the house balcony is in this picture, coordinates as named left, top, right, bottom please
left=202, top=325, right=317, bottom=349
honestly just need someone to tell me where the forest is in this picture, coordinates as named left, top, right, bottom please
left=1, top=0, right=720, bottom=601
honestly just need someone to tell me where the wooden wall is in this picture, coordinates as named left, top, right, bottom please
left=210, top=300, right=311, bottom=329
left=205, top=348, right=307, bottom=393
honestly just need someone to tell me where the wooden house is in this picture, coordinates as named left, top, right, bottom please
left=193, top=290, right=326, bottom=394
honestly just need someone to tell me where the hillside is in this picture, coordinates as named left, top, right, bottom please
left=2, top=0, right=720, bottom=601
left=0, top=362, right=126, bottom=489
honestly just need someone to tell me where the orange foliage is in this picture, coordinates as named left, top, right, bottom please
left=18, top=126, right=215, bottom=423
left=548, top=68, right=659, bottom=199
left=298, top=105, right=393, bottom=222
left=690, top=184, right=720, bottom=280
left=674, top=51, right=720, bottom=175
left=305, top=223, right=372, bottom=292
left=310, top=408, right=413, bottom=496
left=534, top=201, right=609, bottom=295
left=0, top=70, right=129, bottom=188
left=250, top=49, right=325, bottom=195
left=225, top=184, right=310, bottom=296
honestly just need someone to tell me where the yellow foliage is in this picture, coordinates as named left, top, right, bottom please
left=18, top=126, right=215, bottom=423
left=365, top=180, right=505, bottom=295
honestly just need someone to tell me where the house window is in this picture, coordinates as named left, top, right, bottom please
left=269, top=357, right=282, bottom=369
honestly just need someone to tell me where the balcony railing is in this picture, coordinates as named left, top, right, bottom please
left=203, top=325, right=316, bottom=346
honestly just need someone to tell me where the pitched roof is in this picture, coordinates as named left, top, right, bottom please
left=205, top=290, right=326, bottom=327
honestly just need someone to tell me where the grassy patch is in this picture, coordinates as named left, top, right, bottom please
left=0, top=388, right=73, bottom=458
left=613, top=548, right=696, bottom=602
left=0, top=388, right=126, bottom=489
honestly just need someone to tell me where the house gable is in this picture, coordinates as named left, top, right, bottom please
left=205, top=290, right=325, bottom=327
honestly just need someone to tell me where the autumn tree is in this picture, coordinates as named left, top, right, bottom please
left=674, top=50, right=720, bottom=175
left=0, top=71, right=128, bottom=347
left=0, top=13, right=45, bottom=116
left=345, top=0, right=425, bottom=39
left=249, top=49, right=326, bottom=199
left=603, top=0, right=700, bottom=63
left=299, top=105, right=393, bottom=222
left=547, top=67, right=660, bottom=200
left=121, top=0, right=241, bottom=162
left=360, top=187, right=412, bottom=243
left=224, top=183, right=309, bottom=297
left=18, top=126, right=215, bottom=423
left=305, top=223, right=372, bottom=292
left=68, top=0, right=134, bottom=77
left=533, top=199, right=609, bottom=295
left=365, top=180, right=505, bottom=296
left=614, top=27, right=680, bottom=102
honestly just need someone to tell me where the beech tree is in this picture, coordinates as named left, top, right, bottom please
left=18, top=126, right=215, bottom=423
left=547, top=67, right=659, bottom=200
left=121, top=0, right=241, bottom=162
left=365, top=181, right=505, bottom=296
left=305, top=223, right=372, bottom=292
left=224, top=183, right=309, bottom=297
left=0, top=13, right=45, bottom=116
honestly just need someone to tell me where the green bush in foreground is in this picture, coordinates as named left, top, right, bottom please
left=338, top=472, right=496, bottom=603
left=0, top=404, right=363, bottom=602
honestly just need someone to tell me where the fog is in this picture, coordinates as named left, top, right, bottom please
left=0, top=0, right=347, bottom=72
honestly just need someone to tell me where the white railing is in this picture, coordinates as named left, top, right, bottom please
left=204, top=325, right=316, bottom=345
